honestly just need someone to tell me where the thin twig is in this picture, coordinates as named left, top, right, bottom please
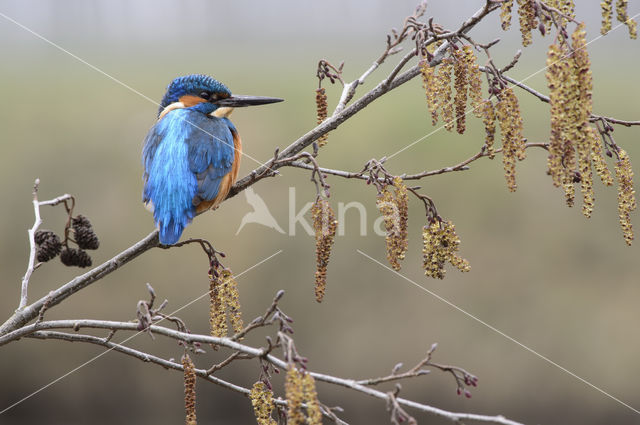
left=231, top=290, right=285, bottom=341
left=19, top=180, right=73, bottom=310
left=20, top=179, right=42, bottom=311
left=285, top=142, right=549, bottom=184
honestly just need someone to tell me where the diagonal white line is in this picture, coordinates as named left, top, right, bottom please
left=0, top=10, right=274, bottom=171
left=386, top=11, right=640, bottom=161
left=357, top=249, right=640, bottom=415
left=0, top=249, right=283, bottom=415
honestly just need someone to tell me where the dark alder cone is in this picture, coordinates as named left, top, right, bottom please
left=36, top=240, right=62, bottom=262
left=60, top=247, right=93, bottom=268
left=72, top=215, right=91, bottom=228
left=35, top=230, right=57, bottom=245
left=72, top=215, right=100, bottom=250
left=34, top=230, right=62, bottom=262
left=75, top=225, right=100, bottom=250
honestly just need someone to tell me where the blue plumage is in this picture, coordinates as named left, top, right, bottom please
left=142, top=73, right=282, bottom=245
left=143, top=108, right=235, bottom=245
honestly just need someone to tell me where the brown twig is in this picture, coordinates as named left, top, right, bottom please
left=231, top=290, right=286, bottom=342
left=207, top=351, right=247, bottom=374
left=285, top=142, right=549, bottom=184
left=387, top=385, right=417, bottom=425
left=276, top=152, right=331, bottom=198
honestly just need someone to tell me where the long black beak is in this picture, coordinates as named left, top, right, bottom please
left=216, top=95, right=284, bottom=107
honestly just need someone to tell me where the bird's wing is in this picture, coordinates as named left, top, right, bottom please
left=186, top=115, right=236, bottom=203
left=141, top=108, right=235, bottom=244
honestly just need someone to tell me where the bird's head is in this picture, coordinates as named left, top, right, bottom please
left=158, top=74, right=282, bottom=117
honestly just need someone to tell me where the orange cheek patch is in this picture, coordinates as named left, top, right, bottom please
left=179, top=94, right=207, bottom=107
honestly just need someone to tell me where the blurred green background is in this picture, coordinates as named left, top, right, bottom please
left=1, top=1, right=639, bottom=424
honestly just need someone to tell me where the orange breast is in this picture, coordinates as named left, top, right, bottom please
left=195, top=128, right=242, bottom=214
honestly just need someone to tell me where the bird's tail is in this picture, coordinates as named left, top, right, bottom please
left=158, top=218, right=186, bottom=245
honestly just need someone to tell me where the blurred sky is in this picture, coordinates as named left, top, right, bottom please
left=0, top=1, right=639, bottom=425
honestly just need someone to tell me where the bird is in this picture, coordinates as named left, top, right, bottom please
left=235, top=187, right=285, bottom=235
left=142, top=74, right=283, bottom=245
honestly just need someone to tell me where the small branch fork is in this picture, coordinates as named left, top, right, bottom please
left=157, top=237, right=225, bottom=277
left=356, top=343, right=478, bottom=396
left=19, top=179, right=74, bottom=310
left=275, top=151, right=331, bottom=198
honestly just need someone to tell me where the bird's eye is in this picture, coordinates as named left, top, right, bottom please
left=199, top=91, right=210, bottom=100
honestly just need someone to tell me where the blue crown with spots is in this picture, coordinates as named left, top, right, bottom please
left=158, top=74, right=231, bottom=115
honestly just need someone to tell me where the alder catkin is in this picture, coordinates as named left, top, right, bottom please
left=250, top=382, right=276, bottom=425
left=616, top=0, right=638, bottom=39
left=453, top=48, right=468, bottom=134
left=481, top=99, right=496, bottom=159
left=422, top=220, right=470, bottom=279
left=517, top=0, right=537, bottom=46
left=209, top=268, right=244, bottom=337
left=311, top=198, right=337, bottom=302
left=438, top=58, right=454, bottom=132
left=615, top=149, right=636, bottom=245
left=495, top=87, right=526, bottom=192
left=376, top=178, right=409, bottom=271
left=601, top=0, right=613, bottom=34
left=182, top=354, right=197, bottom=425
left=463, top=46, right=484, bottom=118
left=315, top=88, right=329, bottom=147
left=500, top=0, right=514, bottom=30
left=420, top=60, right=439, bottom=125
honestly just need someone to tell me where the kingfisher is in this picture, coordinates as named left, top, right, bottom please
left=142, top=74, right=283, bottom=245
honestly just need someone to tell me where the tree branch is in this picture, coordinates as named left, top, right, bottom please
left=0, top=230, right=160, bottom=336
left=285, top=142, right=549, bottom=183
left=13, top=319, right=524, bottom=425
left=228, top=1, right=501, bottom=200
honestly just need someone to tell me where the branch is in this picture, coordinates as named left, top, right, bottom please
left=228, top=1, right=500, bottom=200
left=285, top=142, right=549, bottom=183
left=0, top=230, right=160, bottom=336
left=19, top=180, right=73, bottom=310
left=14, top=320, right=524, bottom=425
left=27, top=330, right=255, bottom=395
